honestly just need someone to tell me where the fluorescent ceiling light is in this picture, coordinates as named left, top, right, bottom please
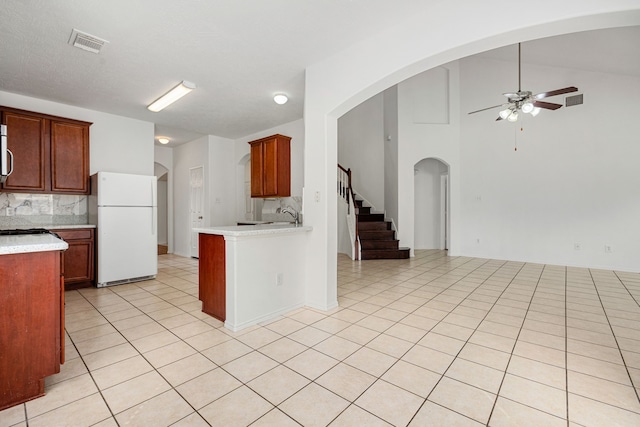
left=148, top=81, right=196, bottom=112
left=273, top=94, right=288, bottom=105
left=158, top=138, right=169, bottom=144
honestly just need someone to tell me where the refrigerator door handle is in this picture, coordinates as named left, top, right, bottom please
left=151, top=180, right=155, bottom=207
left=152, top=206, right=156, bottom=236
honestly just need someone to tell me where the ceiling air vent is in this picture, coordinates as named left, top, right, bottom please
left=566, top=94, right=583, bottom=107
left=68, top=29, right=109, bottom=54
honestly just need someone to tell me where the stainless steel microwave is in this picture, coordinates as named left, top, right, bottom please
left=0, top=124, right=14, bottom=184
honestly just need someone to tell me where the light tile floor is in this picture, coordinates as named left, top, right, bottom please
left=2, top=250, right=640, bottom=426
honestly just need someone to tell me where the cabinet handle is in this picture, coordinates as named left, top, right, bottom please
left=6, top=148, right=13, bottom=178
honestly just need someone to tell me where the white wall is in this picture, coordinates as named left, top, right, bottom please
left=303, top=2, right=640, bottom=311
left=383, top=87, right=399, bottom=226
left=414, top=159, right=448, bottom=249
left=0, top=91, right=154, bottom=176
left=338, top=94, right=385, bottom=211
left=157, top=178, right=168, bottom=245
left=459, top=56, right=640, bottom=271
left=154, top=145, right=174, bottom=252
left=337, top=196, right=352, bottom=257
left=208, top=136, right=236, bottom=226
left=397, top=65, right=460, bottom=256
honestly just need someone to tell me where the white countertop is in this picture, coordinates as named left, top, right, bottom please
left=0, top=224, right=96, bottom=231
left=195, top=223, right=312, bottom=237
left=0, top=234, right=69, bottom=255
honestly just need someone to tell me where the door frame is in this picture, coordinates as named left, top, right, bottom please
left=189, top=165, right=205, bottom=258
left=440, top=173, right=449, bottom=250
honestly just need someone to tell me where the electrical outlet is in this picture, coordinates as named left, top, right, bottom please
left=604, top=245, right=613, bottom=253
left=574, top=243, right=582, bottom=251
left=315, top=191, right=321, bottom=203
left=6, top=207, right=14, bottom=216
left=276, top=273, right=283, bottom=286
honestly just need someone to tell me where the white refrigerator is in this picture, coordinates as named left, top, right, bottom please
left=89, top=172, right=158, bottom=287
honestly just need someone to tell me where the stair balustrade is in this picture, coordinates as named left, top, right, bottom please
left=337, top=164, right=360, bottom=260
left=337, top=163, right=410, bottom=260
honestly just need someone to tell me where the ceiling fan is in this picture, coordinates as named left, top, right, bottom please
left=468, top=43, right=578, bottom=122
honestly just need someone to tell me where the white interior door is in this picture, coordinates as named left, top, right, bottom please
left=190, top=166, right=204, bottom=258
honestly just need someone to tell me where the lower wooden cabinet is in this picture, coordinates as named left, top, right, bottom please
left=0, top=250, right=63, bottom=410
left=198, top=234, right=226, bottom=322
left=55, top=228, right=95, bottom=289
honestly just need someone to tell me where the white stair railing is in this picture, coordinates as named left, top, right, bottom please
left=338, top=164, right=360, bottom=260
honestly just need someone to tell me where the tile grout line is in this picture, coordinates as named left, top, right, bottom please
left=484, top=262, right=547, bottom=426
left=64, top=263, right=213, bottom=426
left=587, top=269, right=640, bottom=406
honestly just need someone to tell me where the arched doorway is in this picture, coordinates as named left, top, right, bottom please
left=154, top=162, right=169, bottom=254
left=414, top=158, right=449, bottom=250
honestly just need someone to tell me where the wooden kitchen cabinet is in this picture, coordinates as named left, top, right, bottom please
left=248, top=134, right=291, bottom=198
left=198, top=233, right=226, bottom=322
left=0, top=250, right=63, bottom=410
left=0, top=107, right=91, bottom=194
left=56, top=228, right=95, bottom=289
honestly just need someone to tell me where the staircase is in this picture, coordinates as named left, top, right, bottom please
left=355, top=199, right=410, bottom=260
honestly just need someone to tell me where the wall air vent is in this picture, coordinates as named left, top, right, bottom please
left=566, top=94, right=583, bottom=107
left=68, top=29, right=109, bottom=54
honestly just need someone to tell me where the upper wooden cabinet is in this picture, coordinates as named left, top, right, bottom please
left=248, top=134, right=291, bottom=198
left=0, top=107, right=91, bottom=194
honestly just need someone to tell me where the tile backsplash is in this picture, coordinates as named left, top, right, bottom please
left=0, top=193, right=88, bottom=227
left=261, top=196, right=303, bottom=223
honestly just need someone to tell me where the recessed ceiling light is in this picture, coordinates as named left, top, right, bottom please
left=148, top=81, right=196, bottom=112
left=158, top=138, right=169, bottom=144
left=273, top=94, right=288, bottom=105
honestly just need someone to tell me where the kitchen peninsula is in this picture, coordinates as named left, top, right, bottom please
left=195, top=223, right=312, bottom=331
left=0, top=232, right=68, bottom=410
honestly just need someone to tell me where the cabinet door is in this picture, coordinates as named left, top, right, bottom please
left=262, top=138, right=279, bottom=196
left=50, top=120, right=90, bottom=194
left=56, top=229, right=94, bottom=287
left=250, top=142, right=264, bottom=197
left=0, top=110, right=47, bottom=192
left=63, top=240, right=94, bottom=284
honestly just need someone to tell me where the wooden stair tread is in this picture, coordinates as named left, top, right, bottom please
left=360, top=240, right=399, bottom=250
left=348, top=190, right=411, bottom=260
left=361, top=248, right=410, bottom=260
left=359, top=230, right=395, bottom=240
left=358, top=221, right=392, bottom=231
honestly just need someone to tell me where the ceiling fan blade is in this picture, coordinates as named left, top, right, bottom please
left=533, top=100, right=563, bottom=110
left=534, top=86, right=578, bottom=99
left=468, top=104, right=507, bottom=115
left=495, top=115, right=504, bottom=121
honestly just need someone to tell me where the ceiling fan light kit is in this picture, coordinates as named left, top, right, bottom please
left=469, top=43, right=579, bottom=122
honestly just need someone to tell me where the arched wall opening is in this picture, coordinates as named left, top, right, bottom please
left=154, top=161, right=171, bottom=253
left=303, top=6, right=640, bottom=311
left=414, top=158, right=450, bottom=250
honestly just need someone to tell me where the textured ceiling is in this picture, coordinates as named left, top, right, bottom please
left=0, top=0, right=429, bottom=144
left=1, top=1, right=638, bottom=147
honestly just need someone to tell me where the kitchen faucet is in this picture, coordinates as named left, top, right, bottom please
left=281, top=206, right=299, bottom=225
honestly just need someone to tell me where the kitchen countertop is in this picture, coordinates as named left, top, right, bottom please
left=195, top=223, right=312, bottom=237
left=0, top=224, right=96, bottom=231
left=0, top=234, right=69, bottom=255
